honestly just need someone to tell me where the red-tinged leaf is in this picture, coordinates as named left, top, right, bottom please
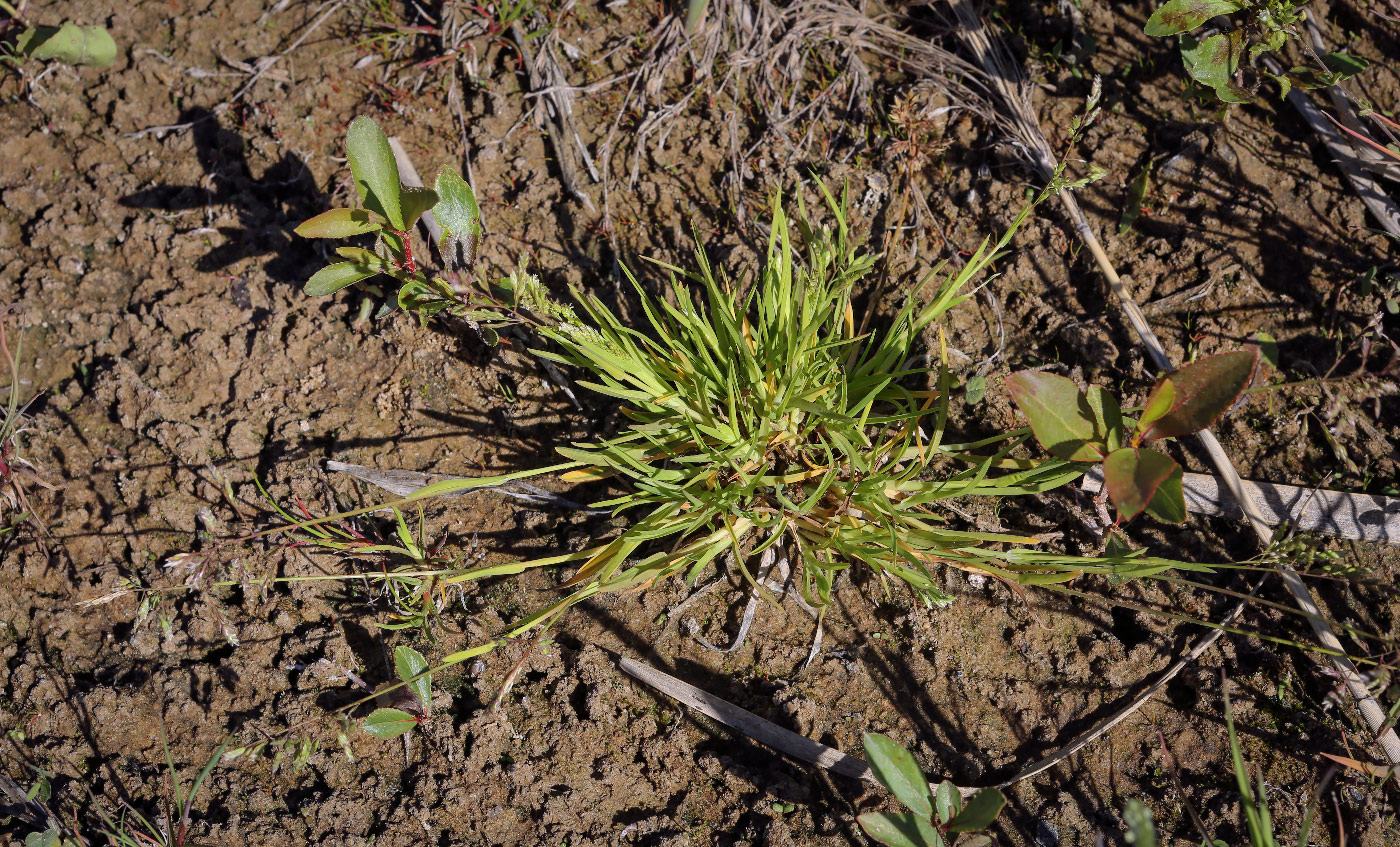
left=1141, top=351, right=1257, bottom=442
left=856, top=812, right=944, bottom=847
left=294, top=208, right=381, bottom=238
left=1005, top=371, right=1105, bottom=462
left=1104, top=447, right=1179, bottom=522
left=1144, top=0, right=1246, bottom=37
left=1144, top=462, right=1187, bottom=523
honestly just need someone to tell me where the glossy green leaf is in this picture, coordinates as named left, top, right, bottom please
left=305, top=262, right=380, bottom=296
left=433, top=166, right=483, bottom=271
left=335, top=246, right=383, bottom=265
left=295, top=208, right=381, bottom=238
left=947, top=788, right=1007, bottom=833
left=934, top=780, right=961, bottom=824
left=1253, top=331, right=1278, bottom=369
left=1085, top=386, right=1124, bottom=452
left=394, top=645, right=432, bottom=712
left=1140, top=351, right=1256, bottom=441
left=363, top=707, right=418, bottom=739
left=398, top=279, right=449, bottom=316
left=24, top=829, right=61, bottom=847
left=1144, top=462, right=1186, bottom=523
left=1137, top=378, right=1175, bottom=437
left=1144, top=0, right=1246, bottom=37
left=856, top=812, right=945, bottom=847
left=346, top=116, right=404, bottom=230
left=1322, top=52, right=1368, bottom=79
left=1180, top=32, right=1240, bottom=92
left=1103, top=447, right=1179, bottom=522
left=400, top=186, right=439, bottom=229
left=1123, top=798, right=1157, bottom=846
left=16, top=23, right=117, bottom=67
left=1006, top=371, right=1105, bottom=462
left=863, top=733, right=935, bottom=820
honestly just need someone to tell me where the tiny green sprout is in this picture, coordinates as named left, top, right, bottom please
left=1008, top=350, right=1257, bottom=523
left=859, top=733, right=1006, bottom=847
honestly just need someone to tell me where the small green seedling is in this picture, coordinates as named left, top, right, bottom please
left=296, top=116, right=512, bottom=334
left=363, top=645, right=433, bottom=740
left=1144, top=0, right=1367, bottom=102
left=1007, top=351, right=1257, bottom=523
left=859, top=733, right=1006, bottom=847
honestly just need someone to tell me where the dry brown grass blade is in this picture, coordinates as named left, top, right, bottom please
left=946, top=0, right=1400, bottom=770
left=1290, top=7, right=1400, bottom=238
left=619, top=655, right=883, bottom=785
left=509, top=18, right=597, bottom=212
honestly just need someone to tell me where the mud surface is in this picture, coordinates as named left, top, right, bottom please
left=2, top=1, right=1399, bottom=845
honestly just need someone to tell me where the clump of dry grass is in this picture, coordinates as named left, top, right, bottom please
left=593, top=0, right=1025, bottom=231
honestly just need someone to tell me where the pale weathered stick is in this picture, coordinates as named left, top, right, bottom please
left=325, top=459, right=608, bottom=514
left=1268, top=53, right=1400, bottom=239
left=618, top=656, right=880, bottom=784
left=1083, top=468, right=1400, bottom=545
left=619, top=650, right=1150, bottom=796
left=947, top=0, right=1400, bottom=769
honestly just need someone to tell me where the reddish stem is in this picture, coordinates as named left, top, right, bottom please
left=400, top=230, right=416, bottom=274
